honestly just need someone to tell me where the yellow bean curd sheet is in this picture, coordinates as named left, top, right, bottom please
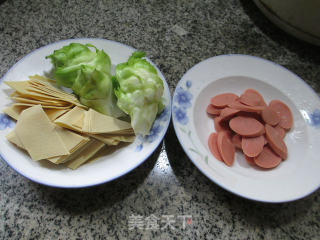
left=4, top=75, right=135, bottom=169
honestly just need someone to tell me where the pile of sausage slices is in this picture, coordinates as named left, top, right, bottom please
left=207, top=89, right=293, bottom=169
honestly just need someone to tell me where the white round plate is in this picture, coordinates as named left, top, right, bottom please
left=0, top=38, right=171, bottom=188
left=172, top=54, right=320, bottom=203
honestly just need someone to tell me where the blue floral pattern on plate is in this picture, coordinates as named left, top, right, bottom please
left=172, top=80, right=193, bottom=125
left=0, top=113, right=15, bottom=130
left=172, top=80, right=208, bottom=164
left=310, top=109, right=320, bottom=127
left=172, top=106, right=188, bottom=125
left=173, top=86, right=193, bottom=109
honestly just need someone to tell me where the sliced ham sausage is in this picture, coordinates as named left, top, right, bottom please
left=232, top=134, right=242, bottom=149
left=206, top=104, right=221, bottom=116
left=229, top=116, right=264, bottom=137
left=241, top=135, right=265, bottom=157
left=261, top=106, right=280, bottom=126
left=265, top=124, right=287, bottom=159
left=275, top=125, right=286, bottom=139
left=254, top=146, right=282, bottom=169
left=237, top=111, right=264, bottom=124
left=219, top=107, right=240, bottom=121
left=245, top=155, right=255, bottom=165
left=206, top=89, right=292, bottom=169
left=228, top=100, right=265, bottom=113
left=217, top=131, right=235, bottom=166
left=240, top=89, right=267, bottom=107
left=269, top=100, right=293, bottom=130
left=208, top=133, right=223, bottom=162
left=210, top=93, right=239, bottom=108
left=214, top=116, right=227, bottom=132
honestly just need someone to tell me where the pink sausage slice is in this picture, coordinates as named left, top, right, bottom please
left=228, top=100, right=265, bottom=113
left=241, top=135, right=265, bottom=157
left=261, top=106, right=280, bottom=126
left=210, top=93, right=239, bottom=108
left=240, top=89, right=267, bottom=107
left=213, top=117, right=224, bottom=132
left=214, top=116, right=231, bottom=133
left=219, top=107, right=240, bottom=121
left=269, top=100, right=293, bottom=130
left=232, top=134, right=242, bottom=149
left=208, top=133, right=223, bottom=162
left=229, top=116, right=264, bottom=137
left=265, top=124, right=287, bottom=159
left=245, top=155, right=255, bottom=165
left=263, top=135, right=268, bottom=145
left=217, top=131, right=235, bottom=166
left=275, top=125, right=286, bottom=139
left=206, top=104, right=222, bottom=116
left=254, top=146, right=282, bottom=169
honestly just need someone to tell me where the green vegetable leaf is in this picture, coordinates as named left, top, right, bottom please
left=46, top=43, right=124, bottom=118
left=114, top=51, right=164, bottom=136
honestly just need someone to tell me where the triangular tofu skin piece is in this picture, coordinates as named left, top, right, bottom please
left=54, top=106, right=87, bottom=132
left=45, top=109, right=70, bottom=121
left=89, top=133, right=135, bottom=145
left=12, top=102, right=72, bottom=110
left=15, top=105, right=69, bottom=160
left=6, top=130, right=25, bottom=149
left=10, top=95, right=68, bottom=106
left=3, top=105, right=69, bottom=122
left=65, top=139, right=105, bottom=170
left=72, top=112, right=85, bottom=129
left=85, top=108, right=133, bottom=134
left=5, top=81, right=62, bottom=101
left=47, top=126, right=90, bottom=164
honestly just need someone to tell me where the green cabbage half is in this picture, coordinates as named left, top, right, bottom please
left=114, top=51, right=164, bottom=136
left=46, top=43, right=124, bottom=117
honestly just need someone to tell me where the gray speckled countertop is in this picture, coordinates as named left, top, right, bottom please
left=1, top=0, right=320, bottom=239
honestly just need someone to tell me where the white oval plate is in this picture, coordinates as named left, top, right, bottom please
left=0, top=38, right=171, bottom=188
left=172, top=54, right=320, bottom=203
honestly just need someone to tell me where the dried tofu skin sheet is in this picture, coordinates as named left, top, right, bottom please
left=72, top=111, right=85, bottom=129
left=65, top=139, right=105, bottom=170
left=28, top=75, right=85, bottom=107
left=28, top=84, right=74, bottom=101
left=3, top=105, right=69, bottom=121
left=14, top=105, right=69, bottom=160
left=5, top=81, right=62, bottom=101
left=104, top=134, right=135, bottom=143
left=55, top=107, right=135, bottom=145
left=28, top=75, right=56, bottom=84
left=3, top=75, right=137, bottom=170
left=3, top=105, right=29, bottom=120
left=47, top=126, right=90, bottom=164
left=88, top=134, right=120, bottom=145
left=54, top=106, right=86, bottom=132
left=84, top=108, right=134, bottom=134
left=89, top=133, right=135, bottom=145
left=7, top=125, right=90, bottom=165
left=82, top=110, right=90, bottom=133
left=6, top=130, right=24, bottom=149
left=10, top=95, right=68, bottom=106
left=5, top=75, right=86, bottom=108
left=44, top=109, right=70, bottom=121
left=12, top=102, right=72, bottom=110
left=85, top=144, right=123, bottom=164
left=29, top=75, right=73, bottom=96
